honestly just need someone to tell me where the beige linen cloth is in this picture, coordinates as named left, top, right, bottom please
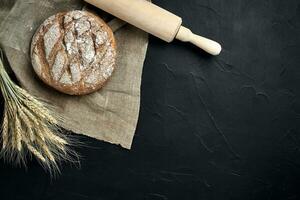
left=0, top=0, right=149, bottom=149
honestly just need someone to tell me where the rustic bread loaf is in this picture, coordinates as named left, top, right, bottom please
left=31, top=10, right=116, bottom=95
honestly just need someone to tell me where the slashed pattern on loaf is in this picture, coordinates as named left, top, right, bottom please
left=31, top=11, right=116, bottom=94
left=44, top=22, right=61, bottom=60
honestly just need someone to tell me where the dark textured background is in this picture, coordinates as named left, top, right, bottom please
left=1, top=0, right=300, bottom=199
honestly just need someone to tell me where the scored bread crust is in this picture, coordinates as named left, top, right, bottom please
left=31, top=10, right=116, bottom=95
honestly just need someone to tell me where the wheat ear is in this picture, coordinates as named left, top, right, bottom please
left=14, top=115, right=22, bottom=152
left=1, top=109, right=8, bottom=149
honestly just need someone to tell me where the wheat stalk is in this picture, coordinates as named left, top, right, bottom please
left=0, top=50, right=79, bottom=175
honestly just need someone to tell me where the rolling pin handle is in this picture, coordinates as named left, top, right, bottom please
left=176, top=26, right=222, bottom=56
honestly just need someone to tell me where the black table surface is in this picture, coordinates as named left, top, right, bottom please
left=1, top=0, right=300, bottom=199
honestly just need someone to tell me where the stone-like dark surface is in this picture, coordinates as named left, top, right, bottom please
left=1, top=0, right=300, bottom=199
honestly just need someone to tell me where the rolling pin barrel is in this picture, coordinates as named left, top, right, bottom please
left=85, top=0, right=182, bottom=42
left=84, top=0, right=222, bottom=55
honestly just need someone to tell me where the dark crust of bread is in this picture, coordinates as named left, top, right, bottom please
left=31, top=11, right=116, bottom=95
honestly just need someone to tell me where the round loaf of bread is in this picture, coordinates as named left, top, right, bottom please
left=31, top=10, right=116, bottom=95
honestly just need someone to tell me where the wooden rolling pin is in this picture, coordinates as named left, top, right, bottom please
left=84, top=0, right=222, bottom=55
